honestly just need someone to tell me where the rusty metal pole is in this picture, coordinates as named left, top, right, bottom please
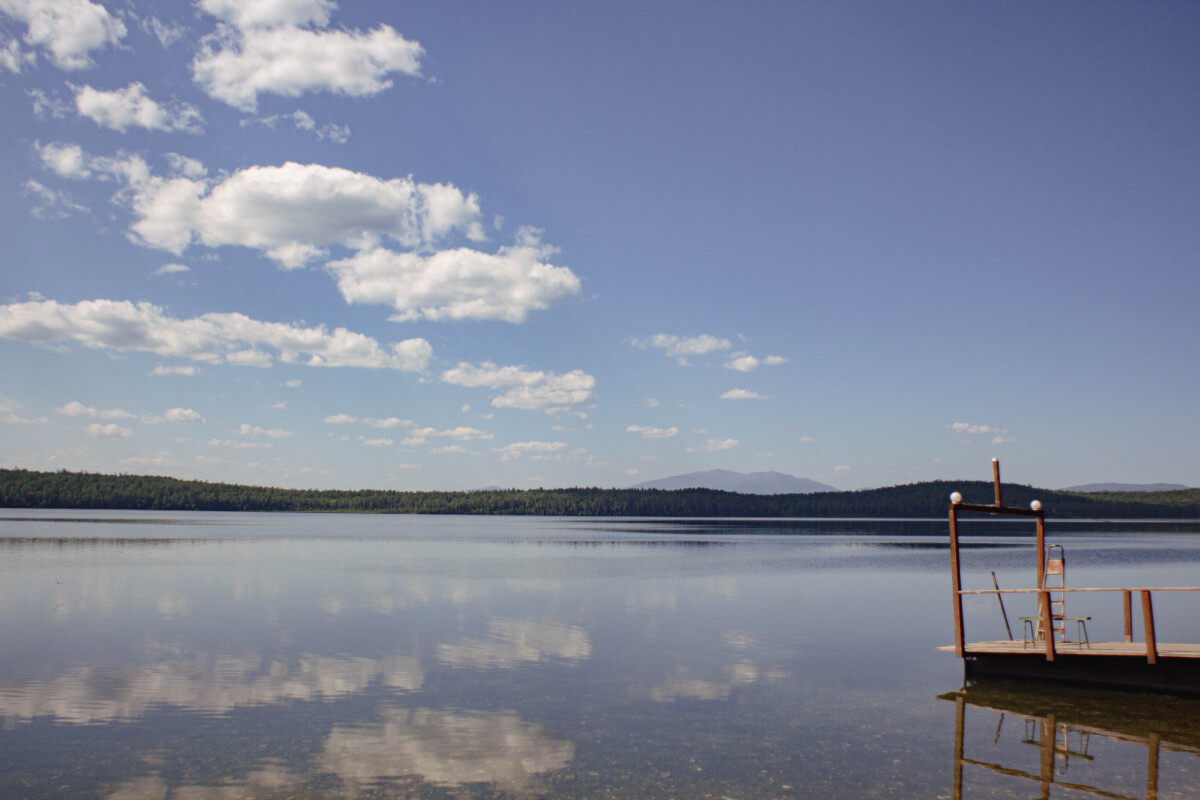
left=950, top=502, right=965, bottom=657
left=992, top=458, right=1002, bottom=506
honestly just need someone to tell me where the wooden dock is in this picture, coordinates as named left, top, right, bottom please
left=942, top=461, right=1200, bottom=695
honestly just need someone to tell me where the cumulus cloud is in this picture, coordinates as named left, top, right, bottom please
left=0, top=0, right=126, bottom=69
left=0, top=297, right=433, bottom=371
left=412, top=426, right=493, bottom=441
left=56, top=400, right=133, bottom=419
left=723, top=352, right=787, bottom=372
left=442, top=362, right=595, bottom=414
left=127, top=160, right=484, bottom=263
left=496, top=441, right=568, bottom=461
left=192, top=0, right=423, bottom=111
left=85, top=422, right=132, bottom=438
left=720, top=389, right=768, bottom=400
left=154, top=263, right=190, bottom=275
left=631, top=334, right=731, bottom=365
left=327, top=230, right=581, bottom=323
left=2, top=34, right=34, bottom=71
left=140, top=407, right=204, bottom=424
left=626, top=425, right=678, bottom=439
left=72, top=82, right=203, bottom=133
left=687, top=438, right=738, bottom=453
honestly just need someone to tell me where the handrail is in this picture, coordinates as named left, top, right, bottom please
left=956, top=586, right=1200, bottom=663
left=958, top=587, right=1200, bottom=595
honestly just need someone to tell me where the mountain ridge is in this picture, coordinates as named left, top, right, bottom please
left=631, top=469, right=837, bottom=494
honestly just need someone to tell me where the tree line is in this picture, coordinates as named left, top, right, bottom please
left=0, top=468, right=1196, bottom=518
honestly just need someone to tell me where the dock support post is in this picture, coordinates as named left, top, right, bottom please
left=1038, top=590, right=1056, bottom=661
left=1141, top=591, right=1157, bottom=665
left=1123, top=590, right=1133, bottom=642
left=950, top=504, right=965, bottom=657
left=1034, top=510, right=1046, bottom=590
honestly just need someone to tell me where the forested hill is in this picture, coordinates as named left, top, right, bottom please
left=1, top=468, right=1197, bottom=518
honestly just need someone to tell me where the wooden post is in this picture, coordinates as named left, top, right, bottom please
left=1035, top=509, right=1046, bottom=590
left=992, top=458, right=1002, bottom=506
left=1123, top=590, right=1133, bottom=643
left=1039, top=589, right=1056, bottom=661
left=950, top=503, right=965, bottom=657
left=1141, top=591, right=1158, bottom=665
left=991, top=571, right=1013, bottom=640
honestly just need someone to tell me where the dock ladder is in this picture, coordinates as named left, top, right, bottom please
left=1023, top=545, right=1090, bottom=647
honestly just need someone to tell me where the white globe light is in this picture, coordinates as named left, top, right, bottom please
left=950, top=492, right=963, bottom=504
left=1030, top=500, right=1042, bottom=511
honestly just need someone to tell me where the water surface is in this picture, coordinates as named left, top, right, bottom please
left=1, top=511, right=1198, bottom=799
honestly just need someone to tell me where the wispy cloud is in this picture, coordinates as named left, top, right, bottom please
left=948, top=422, right=1014, bottom=445
left=722, top=353, right=787, bottom=372
left=687, top=438, right=738, bottom=453
left=631, top=334, right=731, bottom=366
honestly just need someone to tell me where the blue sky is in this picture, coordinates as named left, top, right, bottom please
left=1, top=0, right=1196, bottom=492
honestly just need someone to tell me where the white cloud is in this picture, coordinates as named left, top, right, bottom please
left=36, top=141, right=90, bottom=178
left=284, top=379, right=301, bottom=387
left=327, top=233, right=581, bottom=323
left=442, top=362, right=595, bottom=414
left=722, top=352, right=788, bottom=372
left=2, top=34, right=34, bottom=72
left=429, top=445, right=473, bottom=455
left=208, top=438, right=270, bottom=449
left=140, top=16, right=186, bottom=48
left=29, top=87, right=70, bottom=116
left=85, top=422, right=132, bottom=438
left=241, top=109, right=350, bottom=143
left=142, top=408, right=204, bottom=424
left=0, top=0, right=126, bottom=69
left=73, top=82, right=203, bottom=133
left=126, top=160, right=485, bottom=263
left=796, top=436, right=815, bottom=444
left=0, top=393, right=48, bottom=424
left=412, top=426, right=493, bottom=441
left=192, top=0, right=423, bottom=111
left=56, top=400, right=134, bottom=419
left=0, top=297, right=433, bottom=371
left=834, top=465, right=851, bottom=475
left=496, top=441, right=568, bottom=461
left=24, top=179, right=86, bottom=219
left=631, top=334, right=731, bottom=365
left=764, top=355, right=787, bottom=366
left=625, top=425, right=678, bottom=439
left=949, top=422, right=1013, bottom=444
left=237, top=423, right=292, bottom=438
left=155, top=263, right=190, bottom=275
left=150, top=364, right=197, bottom=376
left=686, top=438, right=738, bottom=453
left=323, top=415, right=412, bottom=429
left=362, top=438, right=392, bottom=447
left=720, top=389, right=768, bottom=400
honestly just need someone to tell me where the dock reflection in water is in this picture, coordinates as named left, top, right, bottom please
left=942, top=680, right=1200, bottom=800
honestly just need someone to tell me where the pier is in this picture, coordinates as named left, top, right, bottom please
left=941, top=460, right=1200, bottom=695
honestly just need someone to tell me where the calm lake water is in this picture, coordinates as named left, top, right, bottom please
left=1, top=511, right=1198, bottom=799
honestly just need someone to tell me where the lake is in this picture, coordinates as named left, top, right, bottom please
left=1, top=511, right=1198, bottom=799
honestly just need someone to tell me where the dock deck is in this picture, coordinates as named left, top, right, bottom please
left=939, top=641, right=1200, bottom=658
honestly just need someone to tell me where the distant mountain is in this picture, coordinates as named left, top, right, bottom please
left=631, top=469, right=837, bottom=494
left=1061, top=482, right=1190, bottom=493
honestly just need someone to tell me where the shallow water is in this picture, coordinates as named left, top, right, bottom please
left=0, top=511, right=1198, bottom=799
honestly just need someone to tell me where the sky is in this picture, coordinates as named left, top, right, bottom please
left=0, top=0, right=1197, bottom=492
